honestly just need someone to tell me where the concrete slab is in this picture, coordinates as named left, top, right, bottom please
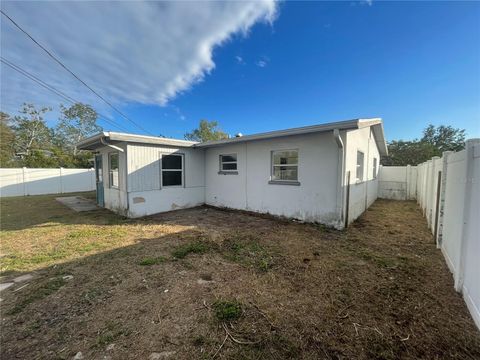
left=13, top=274, right=34, bottom=283
left=0, top=282, right=14, bottom=292
left=56, top=196, right=99, bottom=212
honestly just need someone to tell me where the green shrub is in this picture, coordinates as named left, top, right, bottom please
left=171, top=242, right=210, bottom=259
left=212, top=300, right=242, bottom=321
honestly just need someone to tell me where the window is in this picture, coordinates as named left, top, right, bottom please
left=219, top=154, right=237, bottom=173
left=109, top=153, right=119, bottom=188
left=373, top=158, right=378, bottom=179
left=161, top=154, right=183, bottom=187
left=356, top=151, right=364, bottom=182
left=271, top=149, right=298, bottom=182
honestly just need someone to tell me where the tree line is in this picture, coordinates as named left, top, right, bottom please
left=1, top=103, right=101, bottom=168
left=380, top=124, right=466, bottom=166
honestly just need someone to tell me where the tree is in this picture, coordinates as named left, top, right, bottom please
left=12, top=103, right=52, bottom=156
left=381, top=124, right=466, bottom=166
left=56, top=103, right=102, bottom=155
left=421, top=124, right=466, bottom=155
left=184, top=120, right=228, bottom=142
left=0, top=112, right=17, bottom=167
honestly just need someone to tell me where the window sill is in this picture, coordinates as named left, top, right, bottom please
left=268, top=180, right=301, bottom=186
left=218, top=171, right=238, bottom=175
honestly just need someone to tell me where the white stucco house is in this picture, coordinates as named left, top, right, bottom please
left=77, top=118, right=387, bottom=229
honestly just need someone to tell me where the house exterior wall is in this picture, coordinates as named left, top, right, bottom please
left=125, top=144, right=205, bottom=217
left=96, top=143, right=128, bottom=215
left=205, top=132, right=342, bottom=227
left=344, top=127, right=380, bottom=224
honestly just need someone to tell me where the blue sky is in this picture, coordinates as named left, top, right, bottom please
left=1, top=1, right=479, bottom=142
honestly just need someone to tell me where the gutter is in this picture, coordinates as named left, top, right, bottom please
left=333, top=129, right=345, bottom=229
left=100, top=137, right=124, bottom=152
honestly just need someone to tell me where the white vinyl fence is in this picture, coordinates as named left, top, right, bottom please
left=0, top=168, right=95, bottom=197
left=378, top=165, right=417, bottom=200
left=379, top=139, right=480, bottom=330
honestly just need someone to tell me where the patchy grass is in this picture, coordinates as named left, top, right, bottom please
left=212, top=300, right=243, bottom=322
left=138, top=256, right=166, bottom=266
left=8, top=276, right=67, bottom=315
left=222, top=233, right=278, bottom=272
left=95, top=321, right=132, bottom=347
left=1, top=194, right=479, bottom=359
left=171, top=241, right=211, bottom=259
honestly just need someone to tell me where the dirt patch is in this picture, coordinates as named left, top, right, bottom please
left=1, top=196, right=479, bottom=359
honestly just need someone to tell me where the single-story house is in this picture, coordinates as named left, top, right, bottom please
left=77, top=118, right=387, bottom=229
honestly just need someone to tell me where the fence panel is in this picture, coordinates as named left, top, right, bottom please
left=378, top=165, right=416, bottom=200
left=379, top=139, right=480, bottom=329
left=0, top=168, right=95, bottom=197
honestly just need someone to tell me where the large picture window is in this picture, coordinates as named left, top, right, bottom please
left=219, top=154, right=237, bottom=173
left=356, top=151, right=364, bottom=182
left=161, top=154, right=183, bottom=187
left=271, top=150, right=298, bottom=182
left=109, top=152, right=119, bottom=188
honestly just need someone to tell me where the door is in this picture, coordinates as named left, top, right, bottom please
left=95, top=154, right=104, bottom=207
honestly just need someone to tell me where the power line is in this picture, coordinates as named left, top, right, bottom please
left=1, top=56, right=130, bottom=132
left=0, top=57, right=128, bottom=132
left=0, top=56, right=128, bottom=132
left=1, top=9, right=154, bottom=135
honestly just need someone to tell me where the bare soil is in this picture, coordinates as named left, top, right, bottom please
left=1, top=195, right=479, bottom=359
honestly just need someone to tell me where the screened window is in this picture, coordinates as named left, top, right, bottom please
left=109, top=153, right=119, bottom=188
left=373, top=158, right=378, bottom=179
left=161, top=154, right=183, bottom=187
left=271, top=150, right=298, bottom=181
left=356, top=151, right=364, bottom=182
left=219, top=154, right=237, bottom=172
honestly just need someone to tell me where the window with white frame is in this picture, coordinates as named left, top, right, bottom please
left=356, top=151, right=364, bottom=182
left=271, top=149, right=298, bottom=182
left=161, top=154, right=183, bottom=187
left=109, top=152, right=119, bottom=188
left=373, top=158, right=378, bottom=179
left=219, top=154, right=237, bottom=173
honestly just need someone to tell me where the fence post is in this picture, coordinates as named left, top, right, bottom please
left=22, top=167, right=27, bottom=196
left=456, top=139, right=480, bottom=292
left=406, top=165, right=411, bottom=200
left=59, top=167, right=64, bottom=194
left=437, top=151, right=452, bottom=248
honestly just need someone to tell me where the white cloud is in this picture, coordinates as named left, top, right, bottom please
left=256, top=60, right=267, bottom=68
left=362, top=0, right=373, bottom=6
left=0, top=1, right=277, bottom=119
left=235, top=56, right=245, bottom=65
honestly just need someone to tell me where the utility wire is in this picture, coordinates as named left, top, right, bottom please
left=1, top=56, right=130, bottom=132
left=1, top=9, right=154, bottom=135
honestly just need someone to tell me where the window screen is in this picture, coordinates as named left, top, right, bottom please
left=109, top=153, right=119, bottom=188
left=162, top=154, right=183, bottom=186
left=373, top=158, right=377, bottom=179
left=271, top=150, right=298, bottom=181
left=220, top=154, right=237, bottom=172
left=356, top=151, right=364, bottom=181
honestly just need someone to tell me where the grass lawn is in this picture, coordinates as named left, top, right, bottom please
left=1, top=193, right=479, bottom=359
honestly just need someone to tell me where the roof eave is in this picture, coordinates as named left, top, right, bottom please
left=194, top=119, right=362, bottom=148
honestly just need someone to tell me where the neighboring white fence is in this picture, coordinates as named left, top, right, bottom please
left=0, top=168, right=95, bottom=197
left=378, top=165, right=417, bottom=200
left=379, top=139, right=480, bottom=330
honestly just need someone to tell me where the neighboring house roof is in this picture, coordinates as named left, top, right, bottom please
left=77, top=118, right=388, bottom=155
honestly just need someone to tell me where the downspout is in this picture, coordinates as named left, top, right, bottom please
left=333, top=129, right=345, bottom=229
